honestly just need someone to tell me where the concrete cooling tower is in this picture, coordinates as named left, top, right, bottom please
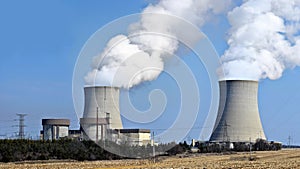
left=210, top=80, right=266, bottom=143
left=80, top=86, right=123, bottom=141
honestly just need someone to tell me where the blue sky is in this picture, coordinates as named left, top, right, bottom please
left=0, top=1, right=300, bottom=145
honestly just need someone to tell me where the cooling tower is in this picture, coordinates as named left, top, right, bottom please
left=209, top=80, right=266, bottom=143
left=80, top=86, right=123, bottom=141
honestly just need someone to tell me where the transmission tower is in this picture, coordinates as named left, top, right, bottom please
left=288, top=135, right=292, bottom=148
left=222, top=120, right=230, bottom=142
left=16, top=114, right=27, bottom=139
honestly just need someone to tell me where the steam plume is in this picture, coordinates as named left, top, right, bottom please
left=219, top=0, right=300, bottom=80
left=85, top=0, right=231, bottom=88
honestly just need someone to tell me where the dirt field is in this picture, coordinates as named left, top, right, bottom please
left=1, top=149, right=300, bottom=169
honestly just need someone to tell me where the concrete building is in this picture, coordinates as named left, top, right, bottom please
left=80, top=86, right=123, bottom=141
left=42, top=119, right=70, bottom=140
left=68, top=129, right=82, bottom=140
left=110, top=129, right=151, bottom=146
left=210, top=80, right=266, bottom=143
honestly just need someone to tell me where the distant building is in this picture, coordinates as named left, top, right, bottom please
left=110, top=129, right=151, bottom=146
left=41, top=119, right=70, bottom=140
left=68, top=129, right=82, bottom=140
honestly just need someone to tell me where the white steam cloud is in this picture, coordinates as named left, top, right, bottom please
left=86, top=0, right=300, bottom=87
left=219, top=0, right=300, bottom=80
left=85, top=0, right=231, bottom=88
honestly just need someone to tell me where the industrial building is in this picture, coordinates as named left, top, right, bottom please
left=110, top=129, right=151, bottom=146
left=68, top=129, right=82, bottom=140
left=41, top=119, right=70, bottom=140
left=210, top=80, right=266, bottom=143
left=41, top=80, right=268, bottom=146
left=40, top=86, right=152, bottom=146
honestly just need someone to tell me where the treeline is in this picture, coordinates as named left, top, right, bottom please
left=197, top=139, right=281, bottom=153
left=282, top=145, right=300, bottom=148
left=0, top=139, right=120, bottom=162
left=0, top=139, right=187, bottom=162
left=0, top=139, right=282, bottom=162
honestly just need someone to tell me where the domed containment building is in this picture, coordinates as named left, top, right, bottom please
left=210, top=80, right=266, bottom=143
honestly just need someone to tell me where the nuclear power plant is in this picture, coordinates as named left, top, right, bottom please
left=40, top=80, right=269, bottom=146
left=210, top=80, right=266, bottom=143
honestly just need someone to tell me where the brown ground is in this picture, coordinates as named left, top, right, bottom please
left=1, top=149, right=300, bottom=169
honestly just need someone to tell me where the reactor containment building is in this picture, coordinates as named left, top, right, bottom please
left=210, top=80, right=266, bottom=143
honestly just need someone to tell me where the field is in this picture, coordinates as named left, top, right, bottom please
left=1, top=149, right=300, bottom=169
